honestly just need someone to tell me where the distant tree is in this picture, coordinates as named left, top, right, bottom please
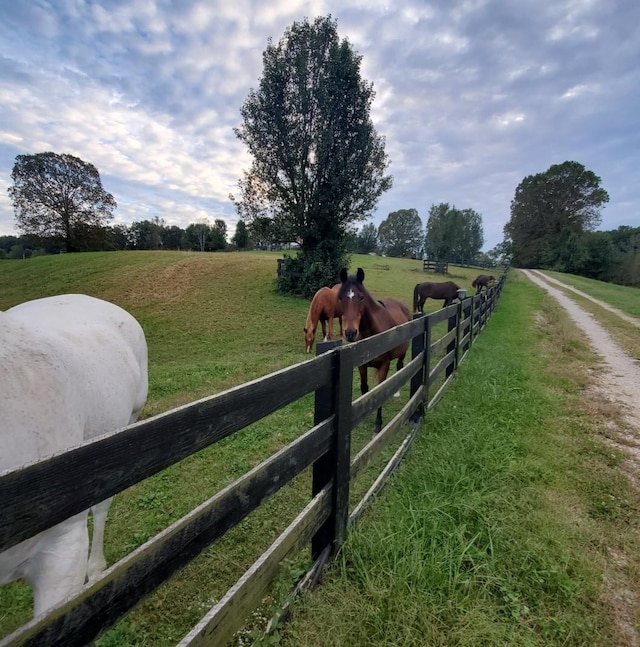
left=581, top=231, right=615, bottom=280
left=0, top=235, right=21, bottom=255
left=378, top=209, right=423, bottom=257
left=355, top=223, right=378, bottom=254
left=504, top=161, right=609, bottom=267
left=162, top=225, right=184, bottom=250
left=424, top=203, right=484, bottom=260
left=108, top=224, right=130, bottom=250
left=128, top=219, right=163, bottom=250
left=232, top=219, right=250, bottom=249
left=232, top=15, right=392, bottom=295
left=486, top=241, right=512, bottom=266
left=210, top=219, right=227, bottom=251
left=247, top=217, right=282, bottom=248
left=183, top=222, right=211, bottom=252
left=8, top=152, right=116, bottom=252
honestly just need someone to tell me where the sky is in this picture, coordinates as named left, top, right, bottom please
left=0, top=0, right=638, bottom=252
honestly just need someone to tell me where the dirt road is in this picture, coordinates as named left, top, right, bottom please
left=522, top=270, right=640, bottom=436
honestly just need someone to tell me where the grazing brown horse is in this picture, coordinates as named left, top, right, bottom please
left=472, top=274, right=495, bottom=294
left=304, top=284, right=344, bottom=352
left=413, top=280, right=461, bottom=312
left=338, top=267, right=411, bottom=433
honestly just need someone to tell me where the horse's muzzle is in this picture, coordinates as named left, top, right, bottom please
left=344, top=329, right=358, bottom=343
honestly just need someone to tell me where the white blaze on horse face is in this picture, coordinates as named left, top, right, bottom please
left=347, top=289, right=355, bottom=299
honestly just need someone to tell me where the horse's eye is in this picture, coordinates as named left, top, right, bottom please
left=359, top=294, right=364, bottom=301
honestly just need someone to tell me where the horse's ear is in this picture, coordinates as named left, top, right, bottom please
left=356, top=267, right=365, bottom=283
left=339, top=268, right=348, bottom=282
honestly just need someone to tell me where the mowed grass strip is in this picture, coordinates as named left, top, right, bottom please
left=278, top=271, right=640, bottom=646
left=540, top=269, right=640, bottom=319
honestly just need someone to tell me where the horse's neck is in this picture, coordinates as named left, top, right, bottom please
left=361, top=294, right=389, bottom=336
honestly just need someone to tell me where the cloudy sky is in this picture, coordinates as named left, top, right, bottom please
left=1, top=0, right=638, bottom=251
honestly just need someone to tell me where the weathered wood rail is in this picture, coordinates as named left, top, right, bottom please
left=0, top=276, right=505, bottom=646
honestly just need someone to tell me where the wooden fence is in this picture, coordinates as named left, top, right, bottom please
left=422, top=259, right=449, bottom=274
left=0, top=277, right=505, bottom=646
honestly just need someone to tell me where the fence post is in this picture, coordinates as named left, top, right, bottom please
left=461, top=298, right=471, bottom=355
left=424, top=314, right=433, bottom=408
left=446, top=306, right=457, bottom=378
left=311, top=339, right=352, bottom=559
left=410, top=313, right=426, bottom=422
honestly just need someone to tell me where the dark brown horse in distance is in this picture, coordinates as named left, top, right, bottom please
left=413, top=280, right=461, bottom=313
left=338, top=267, right=411, bottom=433
left=304, top=284, right=343, bottom=352
left=472, top=274, right=495, bottom=294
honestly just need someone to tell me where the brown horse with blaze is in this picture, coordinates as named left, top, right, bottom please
left=337, top=267, right=411, bottom=433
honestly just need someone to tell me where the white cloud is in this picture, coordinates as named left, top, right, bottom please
left=0, top=0, right=638, bottom=247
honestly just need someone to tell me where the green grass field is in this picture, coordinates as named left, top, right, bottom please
left=1, top=254, right=639, bottom=646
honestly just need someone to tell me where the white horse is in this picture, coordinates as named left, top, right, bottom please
left=0, top=294, right=148, bottom=618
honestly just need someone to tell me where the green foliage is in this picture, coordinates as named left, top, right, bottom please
left=354, top=222, right=378, bottom=254
left=276, top=239, right=350, bottom=297
left=232, top=219, right=250, bottom=249
left=505, top=160, right=609, bottom=268
left=210, top=219, right=228, bottom=251
left=232, top=15, right=391, bottom=294
left=377, top=208, right=423, bottom=257
left=424, top=202, right=484, bottom=260
left=8, top=152, right=116, bottom=252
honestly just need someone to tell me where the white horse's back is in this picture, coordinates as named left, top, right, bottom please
left=0, top=294, right=148, bottom=617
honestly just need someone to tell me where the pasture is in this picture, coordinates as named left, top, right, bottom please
left=0, top=252, right=481, bottom=644
left=2, top=255, right=638, bottom=646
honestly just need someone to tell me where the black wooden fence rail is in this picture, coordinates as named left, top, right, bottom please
left=0, top=276, right=506, bottom=647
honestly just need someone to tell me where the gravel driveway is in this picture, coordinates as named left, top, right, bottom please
left=521, top=270, right=640, bottom=438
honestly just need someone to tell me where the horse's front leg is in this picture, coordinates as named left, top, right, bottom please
left=359, top=365, right=369, bottom=395
left=320, top=318, right=328, bottom=342
left=373, top=363, right=391, bottom=434
left=327, top=310, right=334, bottom=340
left=338, top=316, right=344, bottom=340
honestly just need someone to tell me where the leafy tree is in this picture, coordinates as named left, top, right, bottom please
left=378, top=209, right=423, bottom=257
left=232, top=220, right=250, bottom=249
left=108, top=225, right=130, bottom=250
left=8, top=152, right=116, bottom=252
left=128, top=219, right=163, bottom=250
left=504, top=161, right=609, bottom=267
left=232, top=15, right=392, bottom=295
left=183, top=222, right=211, bottom=252
left=355, top=223, right=378, bottom=254
left=162, top=225, right=185, bottom=250
left=424, top=203, right=484, bottom=260
left=210, top=219, right=228, bottom=251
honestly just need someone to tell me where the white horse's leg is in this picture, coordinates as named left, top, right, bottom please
left=29, top=514, right=89, bottom=616
left=87, top=497, right=113, bottom=581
